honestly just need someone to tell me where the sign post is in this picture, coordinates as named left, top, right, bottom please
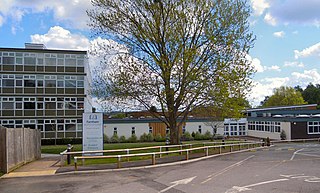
left=82, top=113, right=103, bottom=155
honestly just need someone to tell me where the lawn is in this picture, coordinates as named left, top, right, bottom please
left=41, top=140, right=258, bottom=166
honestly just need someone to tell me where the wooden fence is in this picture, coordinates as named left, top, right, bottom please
left=0, top=126, right=41, bottom=173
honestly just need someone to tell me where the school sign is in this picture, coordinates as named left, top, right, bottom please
left=82, top=113, right=103, bottom=152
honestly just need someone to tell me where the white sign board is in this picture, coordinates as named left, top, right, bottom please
left=83, top=113, right=103, bottom=154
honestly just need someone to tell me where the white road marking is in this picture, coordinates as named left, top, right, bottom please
left=159, top=176, right=196, bottom=193
left=225, top=179, right=289, bottom=193
left=281, top=174, right=320, bottom=183
left=295, top=153, right=320, bottom=158
left=290, top=148, right=305, bottom=160
left=201, top=155, right=255, bottom=184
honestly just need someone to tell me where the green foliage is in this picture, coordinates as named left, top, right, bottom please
left=154, top=134, right=165, bottom=142
left=119, top=135, right=126, bottom=143
left=301, top=83, right=320, bottom=105
left=203, top=131, right=212, bottom=140
left=191, top=132, right=196, bottom=138
left=140, top=133, right=154, bottom=142
left=88, top=0, right=255, bottom=145
left=194, top=132, right=203, bottom=140
left=181, top=131, right=194, bottom=141
left=110, top=133, right=120, bottom=143
left=280, top=130, right=287, bottom=140
left=261, top=86, right=307, bottom=107
left=127, top=134, right=138, bottom=143
left=103, top=134, right=110, bottom=143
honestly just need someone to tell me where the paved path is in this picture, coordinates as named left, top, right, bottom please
left=1, top=154, right=60, bottom=178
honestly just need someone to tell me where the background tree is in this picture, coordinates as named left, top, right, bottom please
left=261, top=86, right=306, bottom=107
left=301, top=83, right=320, bottom=106
left=88, top=0, right=255, bottom=144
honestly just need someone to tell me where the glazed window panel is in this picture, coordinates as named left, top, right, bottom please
left=2, top=56, right=14, bottom=64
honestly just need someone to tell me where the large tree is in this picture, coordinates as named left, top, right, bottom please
left=261, top=86, right=307, bottom=107
left=88, top=0, right=255, bottom=144
left=301, top=83, right=320, bottom=106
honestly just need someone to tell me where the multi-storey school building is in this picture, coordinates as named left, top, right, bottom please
left=0, top=43, right=92, bottom=139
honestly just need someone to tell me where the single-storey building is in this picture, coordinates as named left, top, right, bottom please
left=246, top=104, right=320, bottom=140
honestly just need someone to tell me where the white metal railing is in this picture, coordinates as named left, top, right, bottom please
left=72, top=142, right=263, bottom=171
left=271, top=138, right=320, bottom=143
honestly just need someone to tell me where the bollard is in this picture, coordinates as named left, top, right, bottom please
left=159, top=147, right=162, bottom=158
left=152, top=153, right=156, bottom=165
left=205, top=147, right=209, bottom=156
left=126, top=149, right=130, bottom=162
left=74, top=157, right=78, bottom=171
left=219, top=146, right=222, bottom=154
left=67, top=144, right=72, bottom=165
left=186, top=150, right=189, bottom=160
left=117, top=155, right=121, bottom=168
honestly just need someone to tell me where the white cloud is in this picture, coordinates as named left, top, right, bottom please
left=0, top=0, right=92, bottom=29
left=0, top=15, right=4, bottom=27
left=247, top=55, right=281, bottom=73
left=294, top=42, right=320, bottom=59
left=31, top=26, right=90, bottom=50
left=251, top=0, right=270, bottom=16
left=264, top=0, right=320, bottom=26
left=291, top=69, right=320, bottom=85
left=284, top=61, right=305, bottom=68
left=249, top=69, right=320, bottom=106
left=264, top=13, right=277, bottom=26
left=249, top=77, right=289, bottom=106
left=273, top=31, right=285, bottom=38
left=267, top=65, right=281, bottom=71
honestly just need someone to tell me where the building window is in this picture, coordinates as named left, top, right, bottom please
left=182, top=126, right=186, bottom=134
left=114, top=127, right=117, bottom=135
left=132, top=127, right=135, bottom=135
left=198, top=125, right=202, bottom=133
left=149, top=126, right=153, bottom=134
left=308, top=122, right=320, bottom=134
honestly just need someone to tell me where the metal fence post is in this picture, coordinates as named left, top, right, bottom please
left=186, top=150, right=189, bottom=160
left=180, top=145, right=183, bottom=155
left=219, top=146, right=222, bottom=154
left=74, top=157, right=78, bottom=171
left=206, top=147, right=209, bottom=156
left=152, top=153, right=156, bottom=165
left=159, top=147, right=162, bottom=158
left=117, top=155, right=121, bottom=168
left=126, top=149, right=130, bottom=162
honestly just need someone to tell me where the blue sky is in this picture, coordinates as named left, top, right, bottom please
left=0, top=0, right=320, bottom=107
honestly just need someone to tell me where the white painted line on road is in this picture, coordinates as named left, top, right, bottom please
left=280, top=174, right=320, bottom=183
left=225, top=179, right=289, bottom=193
left=159, top=176, right=196, bottom=193
left=201, top=155, right=255, bottom=184
left=295, top=153, right=320, bottom=158
left=290, top=148, right=304, bottom=160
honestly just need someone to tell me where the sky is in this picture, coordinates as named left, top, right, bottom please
left=0, top=0, right=320, bottom=107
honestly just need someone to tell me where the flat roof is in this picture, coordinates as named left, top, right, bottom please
left=246, top=104, right=317, bottom=112
left=0, top=47, right=87, bottom=54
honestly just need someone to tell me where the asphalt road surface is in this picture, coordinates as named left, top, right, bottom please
left=1, top=142, right=320, bottom=193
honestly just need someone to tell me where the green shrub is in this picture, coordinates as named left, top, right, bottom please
left=127, top=134, right=138, bottom=143
left=110, top=133, right=120, bottom=143
left=140, top=133, right=148, bottom=142
left=191, top=131, right=196, bottom=138
left=119, top=135, right=126, bottom=143
left=280, top=130, right=286, bottom=140
left=103, top=134, right=109, bottom=143
left=154, top=134, right=165, bottom=142
left=203, top=131, right=212, bottom=140
left=181, top=131, right=193, bottom=141
left=194, top=132, right=203, bottom=140
left=146, top=133, right=154, bottom=142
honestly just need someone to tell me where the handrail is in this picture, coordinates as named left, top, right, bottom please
left=60, top=143, right=196, bottom=156
left=73, top=142, right=263, bottom=170
left=271, top=138, right=320, bottom=143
